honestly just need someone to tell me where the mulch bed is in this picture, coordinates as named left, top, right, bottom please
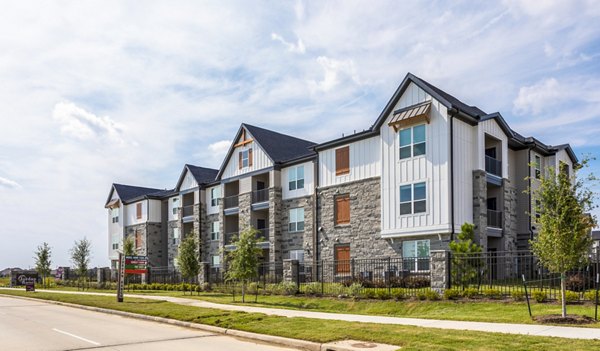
left=534, top=314, right=596, bottom=325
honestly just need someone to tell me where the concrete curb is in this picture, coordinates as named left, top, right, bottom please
left=0, top=293, right=321, bottom=351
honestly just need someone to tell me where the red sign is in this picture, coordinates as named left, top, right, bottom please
left=125, top=255, right=148, bottom=274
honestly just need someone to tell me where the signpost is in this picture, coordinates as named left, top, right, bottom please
left=116, top=254, right=148, bottom=303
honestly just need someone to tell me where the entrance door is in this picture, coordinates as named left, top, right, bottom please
left=335, top=245, right=350, bottom=274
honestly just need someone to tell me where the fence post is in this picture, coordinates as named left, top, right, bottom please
left=447, top=251, right=452, bottom=289
left=294, top=260, right=300, bottom=294
left=321, top=260, right=324, bottom=295
left=387, top=257, right=391, bottom=294
left=430, top=250, right=449, bottom=294
left=523, top=274, right=532, bottom=319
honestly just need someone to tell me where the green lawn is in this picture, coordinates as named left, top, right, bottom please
left=36, top=286, right=600, bottom=327
left=1, top=289, right=599, bottom=351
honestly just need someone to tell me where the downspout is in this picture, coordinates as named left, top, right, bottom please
left=528, top=147, right=534, bottom=242
left=313, top=154, right=320, bottom=264
left=449, top=108, right=459, bottom=241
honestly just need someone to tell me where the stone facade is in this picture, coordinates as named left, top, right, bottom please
left=281, top=195, right=313, bottom=262
left=167, top=219, right=181, bottom=268
left=238, top=192, right=252, bottom=231
left=317, top=177, right=402, bottom=261
left=429, top=250, right=449, bottom=293
left=501, top=179, right=518, bottom=252
left=202, top=213, right=221, bottom=263
left=268, top=187, right=283, bottom=262
left=472, top=169, right=488, bottom=251
left=124, top=222, right=166, bottom=269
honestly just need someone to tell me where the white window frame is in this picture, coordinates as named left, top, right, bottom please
left=399, top=124, right=426, bottom=160
left=210, top=188, right=219, bottom=207
left=212, top=255, right=221, bottom=267
left=288, top=165, right=305, bottom=191
left=172, top=198, right=180, bottom=215
left=290, top=250, right=304, bottom=263
left=399, top=182, right=427, bottom=216
left=241, top=149, right=249, bottom=168
left=402, top=239, right=430, bottom=272
left=211, top=221, right=220, bottom=241
left=173, top=228, right=180, bottom=246
left=111, top=208, right=119, bottom=223
left=288, top=208, right=305, bottom=232
left=534, top=155, right=541, bottom=179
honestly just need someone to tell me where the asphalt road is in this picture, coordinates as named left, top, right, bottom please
left=0, top=295, right=297, bottom=351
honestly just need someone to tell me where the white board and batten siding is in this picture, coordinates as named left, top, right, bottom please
left=477, top=119, right=509, bottom=178
left=168, top=196, right=180, bottom=221
left=221, top=129, right=273, bottom=180
left=125, top=199, right=162, bottom=226
left=319, top=136, right=380, bottom=187
left=107, top=188, right=122, bottom=260
left=180, top=170, right=198, bottom=191
left=380, top=82, right=451, bottom=237
left=282, top=161, right=315, bottom=200
left=206, top=185, right=221, bottom=215
left=452, top=118, right=476, bottom=232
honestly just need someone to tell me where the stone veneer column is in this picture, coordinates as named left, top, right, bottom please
left=472, top=170, right=488, bottom=252
left=502, top=179, right=518, bottom=252
left=238, top=192, right=252, bottom=232
left=197, top=262, right=210, bottom=285
left=430, top=250, right=449, bottom=293
left=283, top=259, right=299, bottom=287
left=218, top=198, right=225, bottom=265
left=269, top=187, right=283, bottom=263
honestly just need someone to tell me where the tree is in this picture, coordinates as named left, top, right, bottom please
left=225, top=227, right=262, bottom=302
left=34, top=242, right=52, bottom=288
left=449, top=222, right=483, bottom=289
left=530, top=158, right=596, bottom=318
left=70, top=237, right=92, bottom=291
left=123, top=235, right=135, bottom=256
left=176, top=233, right=200, bottom=295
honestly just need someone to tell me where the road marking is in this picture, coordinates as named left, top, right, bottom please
left=52, top=328, right=101, bottom=346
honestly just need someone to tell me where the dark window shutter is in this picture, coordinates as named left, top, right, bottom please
left=335, top=146, right=350, bottom=175
left=238, top=151, right=243, bottom=169
left=335, top=195, right=350, bottom=225
left=136, top=203, right=142, bottom=219
left=249, top=148, right=253, bottom=167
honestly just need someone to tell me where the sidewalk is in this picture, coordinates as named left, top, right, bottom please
left=3, top=287, right=600, bottom=340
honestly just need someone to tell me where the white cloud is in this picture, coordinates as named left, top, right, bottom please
left=271, top=33, right=306, bottom=54
left=52, top=102, right=125, bottom=144
left=513, top=78, right=562, bottom=115
left=0, top=177, right=20, bottom=189
left=208, top=140, right=231, bottom=155
left=309, top=56, right=360, bottom=93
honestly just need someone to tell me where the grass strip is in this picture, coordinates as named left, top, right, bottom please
left=1, top=290, right=599, bottom=351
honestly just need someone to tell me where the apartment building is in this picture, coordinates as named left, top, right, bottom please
left=105, top=73, right=577, bottom=270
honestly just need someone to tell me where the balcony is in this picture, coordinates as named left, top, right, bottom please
left=252, top=189, right=269, bottom=204
left=487, top=209, right=503, bottom=228
left=224, top=232, right=238, bottom=246
left=224, top=195, right=239, bottom=212
left=485, top=156, right=502, bottom=177
left=182, top=205, right=194, bottom=217
left=256, top=228, right=269, bottom=242
left=224, top=230, right=269, bottom=247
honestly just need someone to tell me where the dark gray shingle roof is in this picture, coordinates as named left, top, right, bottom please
left=243, top=124, right=316, bottom=163
left=186, top=164, right=218, bottom=185
left=113, top=184, right=164, bottom=202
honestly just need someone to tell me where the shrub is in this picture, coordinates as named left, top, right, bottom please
left=510, top=290, right=525, bottom=301
left=565, top=274, right=585, bottom=292
left=392, top=289, right=406, bottom=300
left=404, top=277, right=431, bottom=289
left=329, top=283, right=347, bottom=296
left=443, top=289, right=461, bottom=300
left=303, top=282, right=322, bottom=296
left=531, top=290, right=548, bottom=303
left=361, top=289, right=377, bottom=299
left=375, top=289, right=391, bottom=300
left=483, top=288, right=502, bottom=300
left=347, top=283, right=363, bottom=298
left=584, top=290, right=599, bottom=303
left=425, top=290, right=440, bottom=301
left=461, top=288, right=479, bottom=299
left=276, top=282, right=298, bottom=295
left=247, top=282, right=259, bottom=294
left=560, top=290, right=580, bottom=304
left=201, top=282, right=211, bottom=292
left=416, top=291, right=427, bottom=301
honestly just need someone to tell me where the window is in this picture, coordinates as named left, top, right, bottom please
left=535, top=199, right=541, bottom=221
left=335, top=194, right=350, bottom=225
left=239, top=148, right=253, bottom=169
left=560, top=161, right=570, bottom=177
left=335, top=146, right=350, bottom=175
left=288, top=208, right=305, bottom=232
left=112, top=243, right=119, bottom=250
left=136, top=202, right=142, bottom=219
left=290, top=250, right=304, bottom=263
left=402, top=240, right=430, bottom=271
left=400, top=182, right=426, bottom=215
left=399, top=124, right=426, bottom=159
left=172, top=198, right=179, bottom=215
left=212, top=255, right=221, bottom=268
left=211, top=222, right=219, bottom=241
left=288, top=165, right=305, bottom=191
left=335, top=245, right=350, bottom=274
left=173, top=228, right=180, bottom=246
left=210, top=188, right=219, bottom=207
left=111, top=208, right=119, bottom=223
left=534, top=155, right=541, bottom=179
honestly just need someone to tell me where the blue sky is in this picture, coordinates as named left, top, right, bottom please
left=0, top=0, right=599, bottom=268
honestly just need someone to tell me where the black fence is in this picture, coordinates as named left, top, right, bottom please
left=449, top=250, right=600, bottom=300
left=297, top=257, right=431, bottom=297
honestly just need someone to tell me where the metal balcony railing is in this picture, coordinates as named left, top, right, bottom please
left=224, top=195, right=239, bottom=209
left=182, top=205, right=194, bottom=217
left=485, top=156, right=502, bottom=177
left=487, top=209, right=503, bottom=228
left=256, top=228, right=269, bottom=242
left=252, top=188, right=269, bottom=204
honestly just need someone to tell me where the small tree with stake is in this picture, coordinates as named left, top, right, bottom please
left=123, top=236, right=135, bottom=288
left=449, top=222, right=483, bottom=289
left=176, top=234, right=200, bottom=295
left=34, top=242, right=52, bottom=288
left=530, top=157, right=596, bottom=318
left=70, top=237, right=92, bottom=291
left=225, top=227, right=262, bottom=302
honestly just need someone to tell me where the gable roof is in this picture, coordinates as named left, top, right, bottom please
left=106, top=183, right=166, bottom=206
left=174, top=164, right=218, bottom=191
left=216, top=124, right=316, bottom=179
